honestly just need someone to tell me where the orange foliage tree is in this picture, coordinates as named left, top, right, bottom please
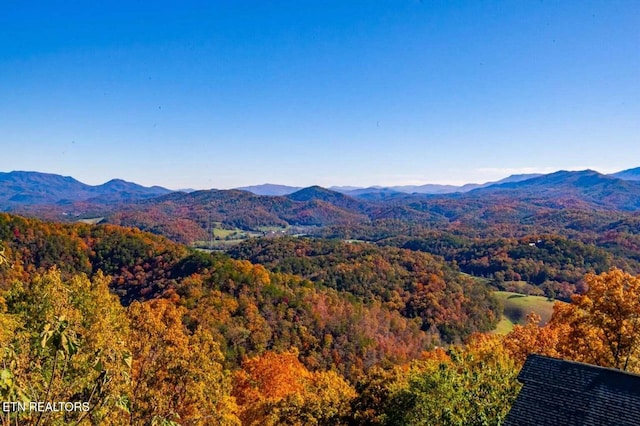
left=502, top=312, right=565, bottom=364
left=550, top=268, right=640, bottom=371
left=233, top=349, right=356, bottom=425
left=503, top=268, right=640, bottom=373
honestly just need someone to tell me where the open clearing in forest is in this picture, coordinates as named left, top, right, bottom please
left=492, top=291, right=558, bottom=334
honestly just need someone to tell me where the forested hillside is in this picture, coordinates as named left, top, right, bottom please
left=2, top=213, right=640, bottom=424
left=0, top=214, right=439, bottom=371
left=0, top=214, right=443, bottom=424
left=397, top=233, right=637, bottom=299
left=228, top=237, right=500, bottom=341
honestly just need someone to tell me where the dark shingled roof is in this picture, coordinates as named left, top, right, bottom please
left=505, top=354, right=640, bottom=426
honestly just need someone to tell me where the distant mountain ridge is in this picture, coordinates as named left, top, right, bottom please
left=5, top=167, right=640, bottom=205
left=234, top=167, right=640, bottom=198
left=340, top=173, right=546, bottom=196
left=610, top=167, right=640, bottom=181
left=467, top=170, right=640, bottom=210
left=4, top=166, right=640, bottom=224
left=236, top=183, right=302, bottom=196
left=108, top=169, right=640, bottom=241
left=237, top=173, right=547, bottom=197
left=0, top=171, right=172, bottom=208
left=5, top=167, right=640, bottom=244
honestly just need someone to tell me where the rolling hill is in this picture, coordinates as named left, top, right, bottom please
left=106, top=187, right=370, bottom=243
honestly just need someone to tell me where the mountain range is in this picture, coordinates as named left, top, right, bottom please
left=3, top=168, right=640, bottom=244
left=109, top=169, right=640, bottom=243
left=3, top=168, right=639, bottom=207
left=465, top=169, right=640, bottom=210
left=0, top=171, right=171, bottom=207
left=236, top=169, right=640, bottom=197
left=233, top=178, right=528, bottom=197
left=234, top=173, right=586, bottom=196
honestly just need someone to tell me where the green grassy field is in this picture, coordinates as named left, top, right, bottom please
left=255, top=226, right=290, bottom=233
left=492, top=291, right=558, bottom=334
left=193, top=224, right=293, bottom=251
left=76, top=217, right=105, bottom=225
left=212, top=227, right=243, bottom=239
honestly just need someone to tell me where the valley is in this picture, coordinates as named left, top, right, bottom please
left=2, top=168, right=640, bottom=424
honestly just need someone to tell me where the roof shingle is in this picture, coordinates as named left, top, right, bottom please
left=505, top=354, right=640, bottom=426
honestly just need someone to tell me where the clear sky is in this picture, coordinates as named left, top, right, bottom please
left=1, top=1, right=638, bottom=189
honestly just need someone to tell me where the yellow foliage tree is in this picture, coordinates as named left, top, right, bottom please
left=127, top=299, right=239, bottom=425
left=0, top=269, right=131, bottom=425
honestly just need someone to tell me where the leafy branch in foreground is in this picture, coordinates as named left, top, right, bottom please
left=0, top=269, right=131, bottom=425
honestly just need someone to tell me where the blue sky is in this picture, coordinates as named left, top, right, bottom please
left=1, top=1, right=638, bottom=189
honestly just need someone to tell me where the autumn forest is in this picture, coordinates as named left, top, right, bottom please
left=3, top=170, right=640, bottom=425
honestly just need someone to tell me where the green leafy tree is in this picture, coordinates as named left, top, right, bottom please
left=383, top=335, right=520, bottom=426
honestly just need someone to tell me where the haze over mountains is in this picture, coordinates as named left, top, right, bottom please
left=237, top=176, right=565, bottom=197
left=236, top=173, right=566, bottom=196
